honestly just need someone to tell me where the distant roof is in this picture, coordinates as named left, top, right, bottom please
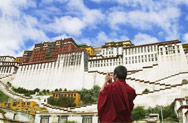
left=0, top=56, right=15, bottom=59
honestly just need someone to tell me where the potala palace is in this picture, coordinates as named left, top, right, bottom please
left=1, top=38, right=188, bottom=122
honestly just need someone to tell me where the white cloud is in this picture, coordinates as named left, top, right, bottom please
left=95, top=0, right=188, bottom=8
left=108, top=7, right=180, bottom=30
left=0, top=0, right=36, bottom=17
left=186, top=15, right=188, bottom=21
left=45, top=0, right=105, bottom=36
left=183, top=33, right=188, bottom=43
left=96, top=31, right=129, bottom=46
left=47, top=16, right=85, bottom=36
left=82, top=9, right=104, bottom=26
left=79, top=38, right=93, bottom=46
left=0, top=0, right=48, bottom=56
left=51, top=34, right=71, bottom=41
left=90, top=0, right=102, bottom=3
left=108, top=7, right=180, bottom=40
left=67, top=0, right=105, bottom=26
left=132, top=33, right=159, bottom=45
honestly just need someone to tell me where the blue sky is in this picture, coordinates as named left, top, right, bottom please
left=0, top=0, right=188, bottom=56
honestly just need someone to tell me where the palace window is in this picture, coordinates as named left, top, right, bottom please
left=148, top=55, right=150, bottom=62
left=145, top=55, right=147, bottom=62
left=135, top=56, right=137, bottom=63
left=13, top=102, right=17, bottom=106
left=180, top=101, right=183, bottom=105
left=148, top=46, right=150, bottom=52
left=40, top=116, right=49, bottom=123
left=137, top=56, right=139, bottom=63
left=58, top=116, right=67, bottom=123
left=144, top=47, right=146, bottom=52
left=177, top=45, right=180, bottom=53
left=151, top=54, right=154, bottom=61
left=151, top=46, right=153, bottom=52
left=173, top=46, right=175, bottom=53
left=160, top=48, right=163, bottom=55
left=186, top=99, right=188, bottom=105
left=132, top=57, right=134, bottom=64
left=155, top=54, right=158, bottom=61
left=82, top=116, right=92, bottom=123
left=165, top=47, right=168, bottom=55
left=141, top=47, right=143, bottom=53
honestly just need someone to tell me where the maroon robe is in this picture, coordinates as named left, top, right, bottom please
left=98, top=79, right=136, bottom=123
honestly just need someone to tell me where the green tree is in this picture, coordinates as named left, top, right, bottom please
left=182, top=79, right=188, bottom=84
left=0, top=90, right=10, bottom=103
left=34, top=88, right=40, bottom=93
left=7, top=82, right=11, bottom=87
left=80, top=85, right=101, bottom=105
left=42, top=89, right=47, bottom=94
left=93, top=85, right=100, bottom=97
left=142, top=89, right=150, bottom=94
left=64, top=88, right=67, bottom=91
left=48, top=95, right=76, bottom=107
left=59, top=88, right=62, bottom=91
left=55, top=88, right=58, bottom=92
left=132, top=106, right=147, bottom=121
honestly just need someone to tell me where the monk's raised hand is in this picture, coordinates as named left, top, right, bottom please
left=105, top=72, right=112, bottom=84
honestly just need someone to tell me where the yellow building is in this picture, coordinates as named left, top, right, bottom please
left=0, top=101, right=40, bottom=115
left=183, top=43, right=188, bottom=54
left=15, top=57, right=23, bottom=63
left=104, top=40, right=134, bottom=47
left=52, top=91, right=81, bottom=106
left=85, top=46, right=95, bottom=56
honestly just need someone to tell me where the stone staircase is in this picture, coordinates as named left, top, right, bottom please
left=41, top=103, right=97, bottom=113
left=0, top=73, right=31, bottom=100
left=87, top=67, right=188, bottom=96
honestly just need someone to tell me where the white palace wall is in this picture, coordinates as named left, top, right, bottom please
left=12, top=52, right=86, bottom=90
left=127, top=43, right=188, bottom=81
left=10, top=41, right=188, bottom=99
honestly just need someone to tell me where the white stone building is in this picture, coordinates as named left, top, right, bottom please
left=0, top=56, right=19, bottom=77
left=174, top=98, right=188, bottom=123
left=1, top=39, right=188, bottom=108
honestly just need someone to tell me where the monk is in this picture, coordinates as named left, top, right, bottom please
left=98, top=65, right=136, bottom=123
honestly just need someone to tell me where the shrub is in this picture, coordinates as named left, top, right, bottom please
left=12, top=87, right=35, bottom=96
left=24, top=93, right=31, bottom=97
left=0, top=90, right=10, bottom=103
left=59, top=88, right=62, bottom=91
left=42, top=89, right=47, bottom=94
left=7, top=82, right=11, bottom=87
left=80, top=85, right=101, bottom=105
left=34, top=88, right=40, bottom=93
left=48, top=95, right=76, bottom=107
left=132, top=102, right=178, bottom=122
left=142, top=89, right=150, bottom=94
left=182, top=79, right=188, bottom=84
left=132, top=106, right=147, bottom=121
